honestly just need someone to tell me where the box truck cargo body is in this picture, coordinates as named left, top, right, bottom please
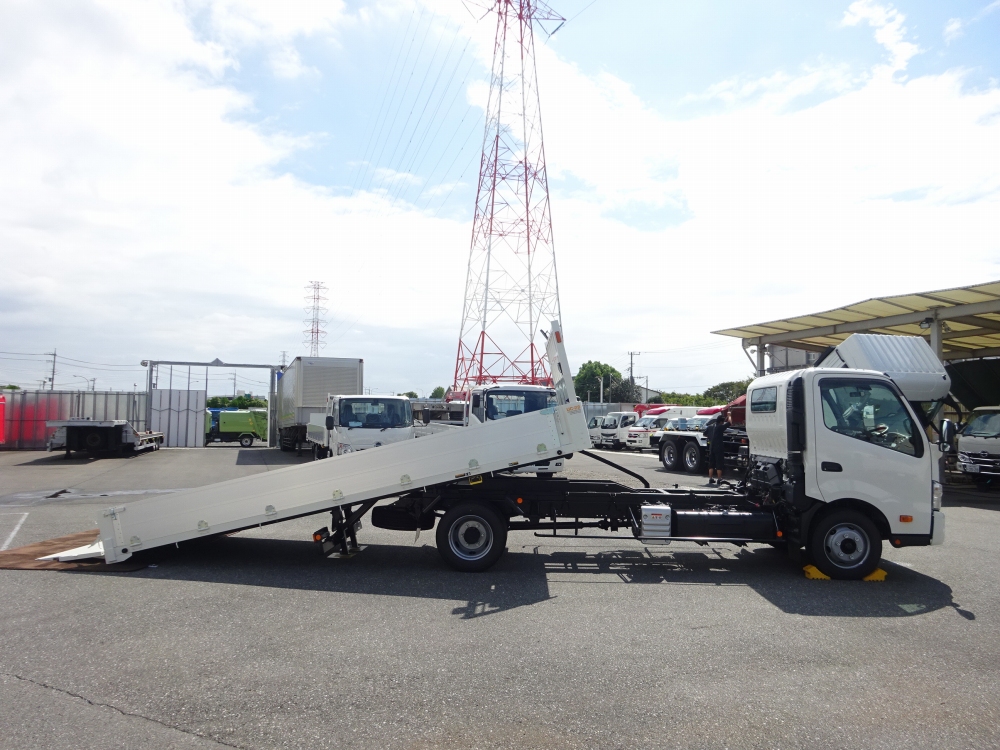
left=277, top=357, right=363, bottom=451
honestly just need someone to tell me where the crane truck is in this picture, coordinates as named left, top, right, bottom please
left=46, top=326, right=950, bottom=580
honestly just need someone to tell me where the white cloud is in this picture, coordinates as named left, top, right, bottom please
left=842, top=0, right=919, bottom=74
left=944, top=18, right=964, bottom=43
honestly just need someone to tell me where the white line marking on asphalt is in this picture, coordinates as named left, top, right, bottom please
left=586, top=449, right=659, bottom=460
left=0, top=513, right=29, bottom=551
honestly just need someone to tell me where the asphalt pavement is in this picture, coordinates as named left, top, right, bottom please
left=1, top=446, right=998, bottom=749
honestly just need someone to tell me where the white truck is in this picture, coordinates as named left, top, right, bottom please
left=467, top=384, right=565, bottom=474
left=47, top=419, right=163, bottom=457
left=306, top=395, right=415, bottom=460
left=596, top=411, right=639, bottom=449
left=47, top=325, right=951, bottom=580
left=955, top=406, right=1000, bottom=489
left=277, top=356, right=363, bottom=453
left=625, top=407, right=706, bottom=451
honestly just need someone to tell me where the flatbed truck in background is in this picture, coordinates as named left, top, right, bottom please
left=47, top=419, right=163, bottom=456
left=50, top=328, right=950, bottom=581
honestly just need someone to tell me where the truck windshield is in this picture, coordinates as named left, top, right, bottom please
left=339, top=399, right=413, bottom=429
left=634, top=417, right=655, bottom=428
left=963, top=412, right=1000, bottom=438
left=602, top=416, right=618, bottom=428
left=484, top=390, right=556, bottom=420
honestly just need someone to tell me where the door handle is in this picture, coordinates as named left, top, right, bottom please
left=821, top=461, right=843, bottom=472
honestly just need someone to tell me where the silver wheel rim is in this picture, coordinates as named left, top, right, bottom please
left=824, top=523, right=869, bottom=568
left=449, top=515, right=493, bottom=561
left=664, top=445, right=676, bottom=466
left=684, top=446, right=698, bottom=469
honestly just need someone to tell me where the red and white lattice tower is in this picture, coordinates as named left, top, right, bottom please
left=303, top=281, right=328, bottom=357
left=453, top=0, right=563, bottom=394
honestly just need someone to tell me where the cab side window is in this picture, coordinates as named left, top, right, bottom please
left=819, top=379, right=922, bottom=458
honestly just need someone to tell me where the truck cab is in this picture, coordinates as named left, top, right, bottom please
left=746, top=365, right=946, bottom=572
left=956, top=406, right=1000, bottom=488
left=307, top=396, right=414, bottom=459
left=598, top=411, right=639, bottom=449
left=625, top=415, right=671, bottom=450
left=468, top=384, right=565, bottom=474
left=587, top=415, right=604, bottom=446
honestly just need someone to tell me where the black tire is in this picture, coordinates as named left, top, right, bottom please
left=808, top=509, right=882, bottom=580
left=239, top=434, right=254, bottom=448
left=660, top=440, right=681, bottom=471
left=436, top=502, right=508, bottom=572
left=612, top=440, right=623, bottom=451
left=83, top=431, right=103, bottom=450
left=682, top=441, right=703, bottom=473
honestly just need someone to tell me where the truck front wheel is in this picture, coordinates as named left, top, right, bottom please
left=682, top=441, right=703, bottom=473
left=436, top=503, right=508, bottom=572
left=808, top=510, right=882, bottom=580
left=660, top=440, right=680, bottom=471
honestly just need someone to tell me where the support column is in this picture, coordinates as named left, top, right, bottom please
left=268, top=368, right=277, bottom=448
left=756, top=343, right=766, bottom=377
left=929, top=312, right=943, bottom=362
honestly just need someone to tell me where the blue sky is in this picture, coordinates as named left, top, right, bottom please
left=1, top=0, right=998, bottom=394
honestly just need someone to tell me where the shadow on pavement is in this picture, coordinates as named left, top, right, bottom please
left=235, top=449, right=310, bottom=467
left=537, top=543, right=965, bottom=618
left=86, top=532, right=972, bottom=621
left=106, top=535, right=552, bottom=620
left=943, top=485, right=1000, bottom=512
left=11, top=452, right=137, bottom=466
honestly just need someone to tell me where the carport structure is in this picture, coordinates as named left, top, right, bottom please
left=713, top=281, right=1000, bottom=406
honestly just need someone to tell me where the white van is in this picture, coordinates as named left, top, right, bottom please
left=307, top=395, right=415, bottom=459
left=598, top=411, right=639, bottom=449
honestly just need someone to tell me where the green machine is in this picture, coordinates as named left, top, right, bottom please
left=206, top=409, right=268, bottom=448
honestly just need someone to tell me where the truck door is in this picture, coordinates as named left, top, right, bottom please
left=811, top=376, right=932, bottom=534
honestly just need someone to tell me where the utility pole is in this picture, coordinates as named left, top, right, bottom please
left=599, top=375, right=603, bottom=404
left=280, top=351, right=288, bottom=367
left=628, top=352, right=640, bottom=385
left=232, top=372, right=237, bottom=398
left=46, top=349, right=56, bottom=390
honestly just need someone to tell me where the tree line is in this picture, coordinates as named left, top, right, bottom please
left=573, top=360, right=753, bottom=406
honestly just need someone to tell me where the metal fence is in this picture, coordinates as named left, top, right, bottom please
left=582, top=403, right=640, bottom=422
left=0, top=390, right=147, bottom=450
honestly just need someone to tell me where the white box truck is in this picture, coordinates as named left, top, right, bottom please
left=277, top=357, right=363, bottom=452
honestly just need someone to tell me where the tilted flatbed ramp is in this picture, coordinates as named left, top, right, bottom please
left=49, top=322, right=590, bottom=564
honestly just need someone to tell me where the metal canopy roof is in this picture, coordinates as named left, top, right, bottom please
left=713, top=281, right=1000, bottom=362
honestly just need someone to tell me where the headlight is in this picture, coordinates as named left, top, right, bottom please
left=957, top=452, right=969, bottom=461
left=932, top=480, right=943, bottom=510
left=339, top=444, right=354, bottom=455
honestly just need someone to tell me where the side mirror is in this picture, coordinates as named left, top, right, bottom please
left=472, top=394, right=481, bottom=408
left=325, top=415, right=334, bottom=430
left=939, top=419, right=956, bottom=450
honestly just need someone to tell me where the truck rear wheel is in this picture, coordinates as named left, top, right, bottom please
left=239, top=434, right=254, bottom=448
left=660, top=440, right=680, bottom=471
left=808, top=510, right=881, bottom=580
left=436, top=502, right=508, bottom=572
left=682, top=441, right=703, bottom=473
